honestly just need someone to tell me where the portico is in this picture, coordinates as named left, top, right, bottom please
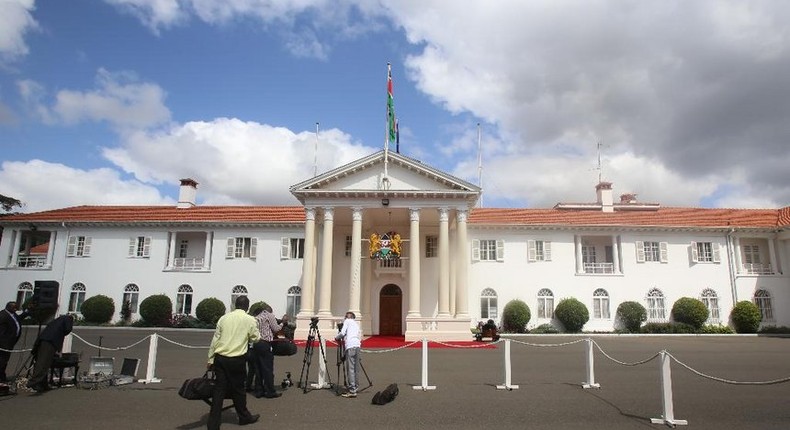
left=290, top=151, right=480, bottom=341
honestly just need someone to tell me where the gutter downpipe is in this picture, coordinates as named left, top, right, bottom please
left=60, top=222, right=69, bottom=308
left=726, top=228, right=738, bottom=304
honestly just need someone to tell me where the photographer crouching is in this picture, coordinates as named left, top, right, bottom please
left=334, top=311, right=361, bottom=398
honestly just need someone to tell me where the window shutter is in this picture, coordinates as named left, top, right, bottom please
left=142, top=237, right=151, bottom=257
left=471, top=239, right=480, bottom=262
left=496, top=240, right=505, bottom=262
left=250, top=238, right=258, bottom=259
left=128, top=238, right=136, bottom=257
left=635, top=241, right=645, bottom=263
left=281, top=237, right=291, bottom=260
left=226, top=237, right=236, bottom=259
left=83, top=237, right=92, bottom=256
left=527, top=240, right=536, bottom=262
left=67, top=236, right=77, bottom=257
left=690, top=242, right=699, bottom=263
left=659, top=242, right=668, bottom=263
left=712, top=243, right=721, bottom=263
left=544, top=241, right=552, bottom=261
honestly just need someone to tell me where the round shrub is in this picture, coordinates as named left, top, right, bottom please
left=671, top=297, right=709, bottom=330
left=80, top=294, right=115, bottom=324
left=249, top=301, right=270, bottom=316
left=554, top=298, right=589, bottom=333
left=501, top=299, right=531, bottom=333
left=616, top=301, right=647, bottom=333
left=196, top=297, right=226, bottom=326
left=139, top=294, right=173, bottom=327
left=730, top=301, right=761, bottom=333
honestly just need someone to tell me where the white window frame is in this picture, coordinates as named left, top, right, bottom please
left=128, top=236, right=151, bottom=258
left=635, top=241, right=668, bottom=263
left=700, top=288, right=720, bottom=323
left=123, top=284, right=140, bottom=314
left=227, top=237, right=257, bottom=259
left=480, top=288, right=498, bottom=319
left=286, top=286, right=302, bottom=318
left=472, top=239, right=504, bottom=262
left=176, top=284, right=193, bottom=315
left=17, top=282, right=34, bottom=306
left=69, top=283, right=86, bottom=313
left=231, top=285, right=248, bottom=310
left=646, top=288, right=666, bottom=322
left=690, top=241, right=721, bottom=263
left=528, top=240, right=552, bottom=262
left=425, top=235, right=438, bottom=258
left=280, top=237, right=305, bottom=260
left=754, top=289, right=773, bottom=322
left=66, top=236, right=92, bottom=257
left=593, top=288, right=610, bottom=319
left=537, top=288, right=554, bottom=319
left=178, top=240, right=189, bottom=258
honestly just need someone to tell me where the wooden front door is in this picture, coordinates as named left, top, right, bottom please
left=379, top=284, right=402, bottom=336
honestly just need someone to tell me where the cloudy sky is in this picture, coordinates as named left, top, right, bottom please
left=1, top=0, right=789, bottom=213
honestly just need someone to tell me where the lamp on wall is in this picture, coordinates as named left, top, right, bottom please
left=381, top=198, right=390, bottom=206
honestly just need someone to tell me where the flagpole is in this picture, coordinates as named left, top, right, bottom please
left=477, top=123, right=483, bottom=208
left=384, top=62, right=391, bottom=186
left=314, top=122, right=319, bottom=177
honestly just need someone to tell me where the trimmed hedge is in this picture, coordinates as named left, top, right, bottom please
left=671, top=297, right=709, bottom=330
left=730, top=301, right=761, bottom=333
left=196, top=297, right=226, bottom=326
left=554, top=298, right=589, bottom=333
left=80, top=294, right=115, bottom=324
left=640, top=322, right=697, bottom=334
left=139, top=294, right=173, bottom=327
left=616, top=301, right=647, bottom=333
left=501, top=299, right=531, bottom=333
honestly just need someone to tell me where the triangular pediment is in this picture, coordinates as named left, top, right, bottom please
left=290, top=150, right=480, bottom=205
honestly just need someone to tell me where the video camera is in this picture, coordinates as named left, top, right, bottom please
left=309, top=316, right=319, bottom=328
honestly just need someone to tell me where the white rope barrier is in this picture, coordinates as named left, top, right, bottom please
left=591, top=339, right=661, bottom=366
left=666, top=351, right=790, bottom=385
left=157, top=335, right=209, bottom=349
left=71, top=333, right=150, bottom=351
left=508, top=338, right=586, bottom=348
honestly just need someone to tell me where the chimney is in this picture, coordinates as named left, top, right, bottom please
left=596, top=182, right=614, bottom=212
left=177, top=178, right=198, bottom=208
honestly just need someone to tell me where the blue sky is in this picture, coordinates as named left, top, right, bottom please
left=1, top=1, right=789, bottom=212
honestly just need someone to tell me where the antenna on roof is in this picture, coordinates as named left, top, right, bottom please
left=314, top=122, right=319, bottom=177
left=477, top=123, right=483, bottom=208
left=594, top=139, right=604, bottom=183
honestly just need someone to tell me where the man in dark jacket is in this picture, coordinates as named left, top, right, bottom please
left=26, top=312, right=74, bottom=392
left=0, top=301, right=28, bottom=386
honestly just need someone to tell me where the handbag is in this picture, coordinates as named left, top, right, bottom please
left=178, top=371, right=215, bottom=400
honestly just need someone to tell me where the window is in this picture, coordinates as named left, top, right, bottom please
left=227, top=237, right=257, bottom=259
left=480, top=288, right=498, bottom=319
left=754, top=289, right=773, bottom=322
left=69, top=283, right=86, bottom=313
left=636, top=241, right=668, bottom=263
left=582, top=245, right=596, bottom=264
left=593, top=289, right=610, bottom=319
left=537, top=288, right=554, bottom=319
left=231, top=285, right=248, bottom=310
left=16, top=282, right=34, bottom=306
left=280, top=237, right=305, bottom=260
left=742, top=245, right=761, bottom=265
left=646, top=288, right=666, bottom=321
left=128, top=236, right=151, bottom=258
left=66, top=236, right=92, bottom=257
left=123, top=284, right=140, bottom=314
left=472, top=239, right=504, bottom=262
left=344, top=235, right=352, bottom=257
left=700, top=289, right=719, bottom=323
left=286, top=286, right=302, bottom=318
left=178, top=240, right=188, bottom=258
left=176, top=284, right=193, bottom=314
left=425, top=235, right=438, bottom=258
left=690, top=241, right=720, bottom=263
left=528, top=240, right=552, bottom=262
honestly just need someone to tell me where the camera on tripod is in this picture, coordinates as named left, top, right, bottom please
left=309, top=316, right=319, bottom=328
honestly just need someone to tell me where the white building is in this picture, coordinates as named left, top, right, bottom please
left=1, top=151, right=788, bottom=340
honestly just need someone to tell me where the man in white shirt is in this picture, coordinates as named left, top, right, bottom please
left=335, top=311, right=361, bottom=398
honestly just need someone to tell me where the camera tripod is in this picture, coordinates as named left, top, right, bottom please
left=297, top=318, right=333, bottom=393
left=335, top=338, right=372, bottom=395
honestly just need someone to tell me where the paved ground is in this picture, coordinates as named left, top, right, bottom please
left=2, top=327, right=790, bottom=429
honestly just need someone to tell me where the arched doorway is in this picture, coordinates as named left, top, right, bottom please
left=379, top=284, right=402, bottom=336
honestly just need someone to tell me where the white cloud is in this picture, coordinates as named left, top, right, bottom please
left=104, top=0, right=186, bottom=34
left=0, top=160, right=173, bottom=212
left=102, top=117, right=374, bottom=205
left=0, top=0, right=37, bottom=62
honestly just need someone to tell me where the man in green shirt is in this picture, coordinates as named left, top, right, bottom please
left=207, top=296, right=261, bottom=429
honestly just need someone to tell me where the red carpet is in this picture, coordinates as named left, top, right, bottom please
left=361, top=335, right=497, bottom=349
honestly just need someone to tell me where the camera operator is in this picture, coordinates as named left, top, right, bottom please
left=252, top=304, right=286, bottom=398
left=0, top=301, right=30, bottom=387
left=335, top=311, right=361, bottom=398
left=26, top=310, right=73, bottom=392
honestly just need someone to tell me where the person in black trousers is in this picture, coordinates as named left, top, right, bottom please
left=0, top=301, right=29, bottom=386
left=26, top=312, right=74, bottom=392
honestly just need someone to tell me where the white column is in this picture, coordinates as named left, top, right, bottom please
left=733, top=236, right=742, bottom=274
left=768, top=238, right=778, bottom=274
left=361, top=252, right=372, bottom=333
left=46, top=231, right=56, bottom=267
left=10, top=230, right=21, bottom=266
left=318, top=207, right=335, bottom=317
left=438, top=207, right=450, bottom=316
left=456, top=209, right=469, bottom=318
left=575, top=235, right=583, bottom=273
left=167, top=233, right=176, bottom=268
left=408, top=208, right=421, bottom=317
left=349, top=207, right=363, bottom=315
left=612, top=235, right=621, bottom=274
left=299, top=208, right=316, bottom=315
left=202, top=232, right=211, bottom=269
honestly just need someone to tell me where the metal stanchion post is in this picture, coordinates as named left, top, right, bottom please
left=413, top=338, right=436, bottom=391
left=582, top=338, right=600, bottom=389
left=496, top=338, right=519, bottom=390
left=650, top=350, right=687, bottom=426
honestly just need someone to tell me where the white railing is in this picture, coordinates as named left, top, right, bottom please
left=583, top=262, right=614, bottom=274
left=17, top=255, right=48, bottom=268
left=378, top=258, right=403, bottom=269
left=743, top=263, right=773, bottom=275
left=173, top=257, right=205, bottom=270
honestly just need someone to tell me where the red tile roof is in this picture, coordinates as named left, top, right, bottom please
left=2, top=205, right=788, bottom=229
